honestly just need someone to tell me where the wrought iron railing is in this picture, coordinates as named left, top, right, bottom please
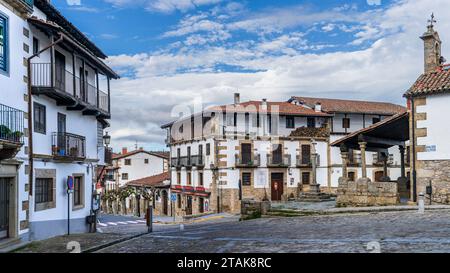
left=52, top=132, right=86, bottom=160
left=31, top=63, right=109, bottom=113
left=0, top=103, right=25, bottom=144
left=267, top=154, right=291, bottom=167
left=190, top=155, right=204, bottom=167
left=235, top=153, right=260, bottom=167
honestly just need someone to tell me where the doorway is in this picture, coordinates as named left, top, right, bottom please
left=161, top=190, right=168, bottom=215
left=0, top=178, right=11, bottom=239
left=199, top=197, right=204, bottom=214
left=271, top=173, right=284, bottom=201
left=374, top=171, right=384, bottom=182
left=186, top=196, right=192, bottom=215
left=55, top=51, right=66, bottom=91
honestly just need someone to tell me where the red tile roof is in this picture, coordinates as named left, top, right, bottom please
left=125, top=172, right=170, bottom=188
left=208, top=101, right=332, bottom=117
left=112, top=149, right=169, bottom=160
left=404, top=66, right=450, bottom=97
left=290, top=96, right=406, bottom=115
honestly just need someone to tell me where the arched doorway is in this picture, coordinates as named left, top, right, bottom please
left=161, top=190, right=168, bottom=215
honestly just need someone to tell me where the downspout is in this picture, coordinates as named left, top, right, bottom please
left=27, top=34, right=64, bottom=195
left=411, top=97, right=417, bottom=203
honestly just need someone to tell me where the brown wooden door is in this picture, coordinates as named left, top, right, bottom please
left=271, top=173, right=284, bottom=201
left=241, top=143, right=252, bottom=164
left=186, top=196, right=192, bottom=215
left=272, top=144, right=282, bottom=165
left=301, top=145, right=311, bottom=165
left=55, top=51, right=65, bottom=91
left=0, top=178, right=11, bottom=239
left=162, top=191, right=168, bottom=215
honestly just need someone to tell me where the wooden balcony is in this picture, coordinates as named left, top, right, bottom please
left=51, top=132, right=86, bottom=161
left=0, top=104, right=25, bottom=160
left=235, top=153, right=260, bottom=168
left=267, top=154, right=291, bottom=168
left=31, top=63, right=110, bottom=119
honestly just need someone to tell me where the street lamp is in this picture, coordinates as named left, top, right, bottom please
left=103, top=131, right=111, bottom=147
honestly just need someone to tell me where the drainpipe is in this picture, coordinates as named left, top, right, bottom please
left=27, top=34, right=64, bottom=195
left=411, top=97, right=417, bottom=203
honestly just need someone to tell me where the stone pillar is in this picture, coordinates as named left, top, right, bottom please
left=399, top=145, right=406, bottom=178
left=359, top=142, right=368, bottom=178
left=382, top=153, right=388, bottom=178
left=341, top=151, right=349, bottom=181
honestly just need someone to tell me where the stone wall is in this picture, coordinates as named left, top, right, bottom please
left=241, top=200, right=271, bottom=218
left=337, top=179, right=399, bottom=207
left=417, top=160, right=450, bottom=204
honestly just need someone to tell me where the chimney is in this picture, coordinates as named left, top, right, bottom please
left=421, top=14, right=443, bottom=73
left=122, top=147, right=128, bottom=155
left=314, top=102, right=322, bottom=112
left=261, top=99, right=268, bottom=111
left=234, top=93, right=240, bottom=105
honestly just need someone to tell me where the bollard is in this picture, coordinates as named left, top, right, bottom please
left=418, top=192, right=425, bottom=214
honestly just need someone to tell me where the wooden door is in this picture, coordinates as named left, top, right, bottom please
left=55, top=51, right=65, bottom=91
left=272, top=144, right=282, bottom=165
left=241, top=143, right=252, bottom=164
left=271, top=173, right=284, bottom=201
left=162, top=191, right=168, bottom=215
left=186, top=196, right=192, bottom=215
left=375, top=171, right=384, bottom=182
left=0, top=178, right=11, bottom=239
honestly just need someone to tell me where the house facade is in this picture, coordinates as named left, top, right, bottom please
left=162, top=94, right=405, bottom=215
left=404, top=19, right=450, bottom=204
left=0, top=0, right=118, bottom=244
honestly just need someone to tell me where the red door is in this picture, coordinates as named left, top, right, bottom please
left=271, top=173, right=284, bottom=201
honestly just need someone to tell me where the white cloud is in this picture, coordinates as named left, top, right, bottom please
left=104, top=0, right=222, bottom=13
left=106, top=0, right=450, bottom=150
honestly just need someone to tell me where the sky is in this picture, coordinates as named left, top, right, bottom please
left=52, top=0, right=450, bottom=152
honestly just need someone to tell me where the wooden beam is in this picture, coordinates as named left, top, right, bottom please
left=358, top=135, right=405, bottom=147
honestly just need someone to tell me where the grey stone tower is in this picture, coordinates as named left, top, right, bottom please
left=421, top=14, right=442, bottom=74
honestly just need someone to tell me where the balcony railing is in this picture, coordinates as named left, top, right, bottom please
left=267, top=154, right=291, bottom=167
left=52, top=132, right=86, bottom=160
left=190, top=155, right=204, bottom=167
left=31, top=63, right=109, bottom=113
left=235, top=153, right=260, bottom=168
left=0, top=103, right=25, bottom=144
left=296, top=155, right=311, bottom=167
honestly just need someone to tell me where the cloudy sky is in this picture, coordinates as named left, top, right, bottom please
left=53, top=0, right=450, bottom=152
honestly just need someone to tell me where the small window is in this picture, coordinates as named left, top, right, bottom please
left=125, top=159, right=131, bottom=165
left=242, top=172, right=251, bottom=186
left=33, top=37, right=39, bottom=55
left=302, top=172, right=310, bottom=185
left=307, top=117, right=316, bottom=128
left=342, top=118, right=350, bottom=129
left=199, top=172, right=204, bottom=186
left=0, top=14, right=8, bottom=73
left=144, top=158, right=149, bottom=164
left=35, top=178, right=53, bottom=204
left=206, top=143, right=211, bottom=156
left=73, top=176, right=83, bottom=207
left=34, top=102, right=46, bottom=134
left=122, top=173, right=129, bottom=180
left=286, top=116, right=295, bottom=129
left=372, top=117, right=381, bottom=124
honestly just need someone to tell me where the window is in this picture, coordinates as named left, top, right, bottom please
left=301, top=145, right=311, bottom=165
left=122, top=173, right=129, bottom=180
left=33, top=37, right=39, bottom=55
left=302, top=172, right=310, bottom=185
left=35, top=178, right=53, bottom=204
left=206, top=143, right=211, bottom=156
left=307, top=117, right=316, bottom=128
left=342, top=118, right=350, bottom=129
left=144, top=158, right=149, bottom=164
left=199, top=172, right=204, bottom=186
left=73, top=176, right=83, bottom=207
left=372, top=117, right=381, bottom=124
left=125, top=159, right=131, bottom=165
left=242, top=172, right=251, bottom=186
left=177, top=172, right=181, bottom=185
left=286, top=116, right=295, bottom=129
left=34, top=102, right=46, bottom=134
left=187, top=172, right=192, bottom=185
left=0, top=14, right=8, bottom=73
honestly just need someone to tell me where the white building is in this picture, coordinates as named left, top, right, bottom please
left=162, top=94, right=406, bottom=215
left=104, top=148, right=169, bottom=191
left=0, top=0, right=118, bottom=245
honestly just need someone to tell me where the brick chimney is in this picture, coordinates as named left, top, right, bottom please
left=421, top=14, right=443, bottom=73
left=122, top=147, right=128, bottom=154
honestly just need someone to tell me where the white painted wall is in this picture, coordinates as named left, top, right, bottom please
left=116, top=152, right=168, bottom=187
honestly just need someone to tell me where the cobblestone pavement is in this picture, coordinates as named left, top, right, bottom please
left=97, top=210, right=450, bottom=253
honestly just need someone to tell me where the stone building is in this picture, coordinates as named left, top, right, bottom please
left=404, top=17, right=450, bottom=204
left=162, top=94, right=405, bottom=215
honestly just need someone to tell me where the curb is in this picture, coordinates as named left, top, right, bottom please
left=82, top=232, right=148, bottom=253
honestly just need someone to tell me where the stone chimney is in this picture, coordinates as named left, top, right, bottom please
left=261, top=99, right=268, bottom=111
left=421, top=14, right=442, bottom=73
left=122, top=147, right=128, bottom=154
left=314, top=102, right=322, bottom=112
left=234, top=93, right=240, bottom=105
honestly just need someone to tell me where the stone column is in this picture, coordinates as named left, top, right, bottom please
left=399, top=145, right=406, bottom=178
left=340, top=151, right=349, bottom=181
left=359, top=142, right=368, bottom=178
left=382, top=153, right=388, bottom=178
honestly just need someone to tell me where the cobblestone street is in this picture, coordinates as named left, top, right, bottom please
left=97, top=210, right=450, bottom=253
